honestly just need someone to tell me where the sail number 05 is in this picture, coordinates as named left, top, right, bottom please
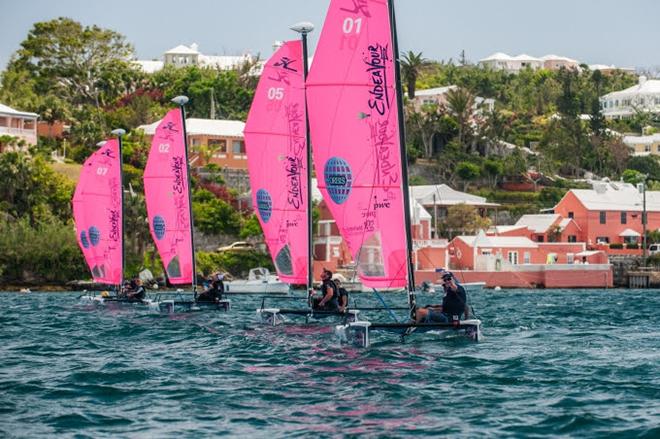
left=267, top=87, right=284, bottom=100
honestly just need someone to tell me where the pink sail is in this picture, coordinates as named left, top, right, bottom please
left=244, top=40, right=308, bottom=284
left=307, top=0, right=408, bottom=288
left=72, top=139, right=123, bottom=285
left=143, top=109, right=194, bottom=284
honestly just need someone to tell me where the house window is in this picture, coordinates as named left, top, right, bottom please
left=232, top=140, right=244, bottom=154
left=621, top=212, right=627, bottom=224
left=567, top=253, right=574, bottom=264
left=596, top=236, right=610, bottom=244
left=208, top=139, right=227, bottom=153
left=568, top=235, right=577, bottom=243
left=656, top=145, right=660, bottom=153
left=523, top=252, right=531, bottom=264
left=600, top=211, right=606, bottom=224
left=537, top=235, right=544, bottom=243
left=568, top=212, right=574, bottom=219
left=645, top=145, right=651, bottom=152
left=508, top=251, right=519, bottom=265
left=23, top=120, right=35, bottom=130
left=0, top=117, right=6, bottom=127
left=624, top=236, right=638, bottom=244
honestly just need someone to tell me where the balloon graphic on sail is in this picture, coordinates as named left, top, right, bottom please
left=307, top=0, right=409, bottom=289
left=244, top=40, right=309, bottom=284
left=73, top=138, right=123, bottom=285
left=143, top=109, right=194, bottom=284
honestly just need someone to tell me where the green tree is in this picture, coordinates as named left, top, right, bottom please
left=456, top=161, right=481, bottom=190
left=6, top=18, right=139, bottom=109
left=400, top=51, right=430, bottom=99
left=445, top=87, right=475, bottom=152
left=239, top=214, right=264, bottom=240
left=443, top=204, right=491, bottom=239
left=192, top=189, right=242, bottom=236
left=622, top=169, right=646, bottom=185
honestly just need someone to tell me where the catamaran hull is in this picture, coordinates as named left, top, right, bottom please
left=257, top=308, right=360, bottom=326
left=225, top=282, right=291, bottom=295
left=335, top=319, right=482, bottom=348
left=155, top=299, right=231, bottom=314
left=79, top=295, right=160, bottom=312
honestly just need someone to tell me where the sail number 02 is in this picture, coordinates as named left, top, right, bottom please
left=342, top=17, right=362, bottom=34
left=267, top=87, right=284, bottom=100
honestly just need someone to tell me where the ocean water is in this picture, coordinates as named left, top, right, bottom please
left=0, top=289, right=658, bottom=438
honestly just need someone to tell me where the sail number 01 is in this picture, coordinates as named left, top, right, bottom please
left=342, top=17, right=362, bottom=34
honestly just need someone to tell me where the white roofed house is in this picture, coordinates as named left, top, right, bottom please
left=410, top=184, right=500, bottom=238
left=0, top=103, right=38, bottom=151
left=623, top=133, right=660, bottom=157
left=478, top=52, right=543, bottom=74
left=412, top=85, right=495, bottom=113
left=540, top=54, right=579, bottom=71
left=600, top=76, right=660, bottom=119
left=134, top=43, right=259, bottom=74
left=139, top=117, right=247, bottom=171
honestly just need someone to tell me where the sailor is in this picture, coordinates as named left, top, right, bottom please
left=197, top=273, right=225, bottom=302
left=415, top=272, right=469, bottom=323
left=126, top=278, right=146, bottom=301
left=334, top=278, right=350, bottom=312
left=312, top=269, right=339, bottom=311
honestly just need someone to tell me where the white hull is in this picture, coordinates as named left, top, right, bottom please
left=335, top=318, right=482, bottom=347
left=224, top=281, right=290, bottom=294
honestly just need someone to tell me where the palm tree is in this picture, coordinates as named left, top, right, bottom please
left=400, top=51, right=429, bottom=99
left=445, top=87, right=475, bottom=152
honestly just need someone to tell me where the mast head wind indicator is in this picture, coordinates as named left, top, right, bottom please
left=111, top=128, right=126, bottom=137
left=290, top=21, right=315, bottom=35
left=171, top=96, right=189, bottom=106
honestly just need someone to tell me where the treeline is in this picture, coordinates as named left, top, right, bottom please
left=401, top=53, right=660, bottom=190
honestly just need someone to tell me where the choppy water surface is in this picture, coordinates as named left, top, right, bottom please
left=0, top=289, right=658, bottom=438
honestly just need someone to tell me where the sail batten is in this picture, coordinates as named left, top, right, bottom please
left=73, top=139, right=123, bottom=285
left=307, top=0, right=409, bottom=288
left=143, top=109, right=194, bottom=284
left=244, top=40, right=309, bottom=285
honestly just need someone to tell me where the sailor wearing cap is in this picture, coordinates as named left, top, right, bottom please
left=415, top=272, right=469, bottom=323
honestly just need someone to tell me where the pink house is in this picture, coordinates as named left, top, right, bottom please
left=0, top=103, right=38, bottom=149
left=490, top=214, right=582, bottom=243
left=553, top=182, right=660, bottom=250
left=447, top=231, right=611, bottom=288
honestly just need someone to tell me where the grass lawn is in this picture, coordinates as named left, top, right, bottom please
left=50, top=162, right=83, bottom=182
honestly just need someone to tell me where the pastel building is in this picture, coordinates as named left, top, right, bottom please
left=552, top=182, right=660, bottom=248
left=447, top=231, right=611, bottom=288
left=623, top=133, right=660, bottom=156
left=412, top=85, right=495, bottom=113
left=600, top=76, right=660, bottom=119
left=134, top=43, right=258, bottom=74
left=139, top=118, right=247, bottom=170
left=0, top=103, right=38, bottom=149
left=490, top=214, right=582, bottom=243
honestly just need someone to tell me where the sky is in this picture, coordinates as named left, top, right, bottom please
left=1, top=0, right=659, bottom=71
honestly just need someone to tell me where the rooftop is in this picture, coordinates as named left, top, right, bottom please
left=601, top=77, right=660, bottom=100
left=139, top=118, right=245, bottom=137
left=457, top=233, right=537, bottom=248
left=562, top=182, right=660, bottom=212
left=515, top=214, right=561, bottom=233
left=0, top=103, right=38, bottom=118
left=411, top=184, right=500, bottom=208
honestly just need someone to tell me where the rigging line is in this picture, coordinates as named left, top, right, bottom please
left=372, top=288, right=400, bottom=323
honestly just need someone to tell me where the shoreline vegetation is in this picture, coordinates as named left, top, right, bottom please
left=1, top=18, right=659, bottom=287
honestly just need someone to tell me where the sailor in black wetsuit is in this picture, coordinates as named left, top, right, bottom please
left=197, top=274, right=225, bottom=302
left=334, top=278, right=350, bottom=313
left=415, top=272, right=469, bottom=323
left=312, top=269, right=339, bottom=311
left=126, top=279, right=146, bottom=301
